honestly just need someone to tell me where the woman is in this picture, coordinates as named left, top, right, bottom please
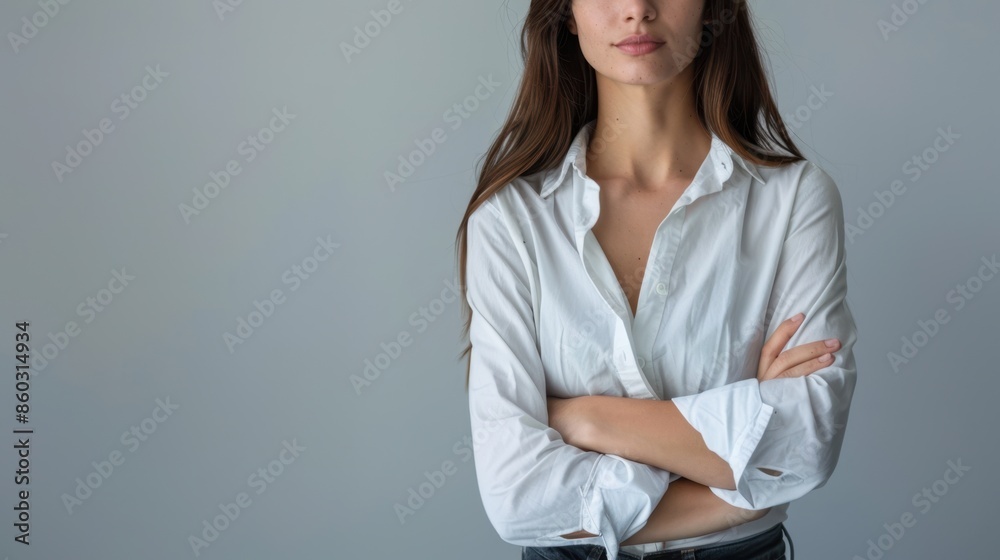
left=455, top=1, right=858, bottom=559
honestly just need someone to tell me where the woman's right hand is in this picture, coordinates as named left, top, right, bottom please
left=757, top=313, right=841, bottom=382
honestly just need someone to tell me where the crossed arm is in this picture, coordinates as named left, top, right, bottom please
left=550, top=396, right=766, bottom=542
left=551, top=396, right=741, bottom=489
left=547, top=316, right=842, bottom=542
left=549, top=165, right=857, bottom=541
left=465, top=164, right=855, bottom=547
left=620, top=477, right=770, bottom=545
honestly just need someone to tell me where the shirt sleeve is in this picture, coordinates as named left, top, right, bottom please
left=670, top=163, right=859, bottom=510
left=465, top=197, right=672, bottom=559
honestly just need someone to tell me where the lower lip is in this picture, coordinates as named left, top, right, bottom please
left=616, top=41, right=664, bottom=55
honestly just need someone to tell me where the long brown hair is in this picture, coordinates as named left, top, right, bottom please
left=455, top=0, right=804, bottom=390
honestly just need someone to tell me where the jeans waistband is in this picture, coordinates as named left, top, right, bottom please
left=618, top=522, right=789, bottom=560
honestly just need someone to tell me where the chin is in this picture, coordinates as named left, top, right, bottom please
left=607, top=69, right=679, bottom=86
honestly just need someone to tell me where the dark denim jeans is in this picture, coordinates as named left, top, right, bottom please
left=523, top=523, right=792, bottom=560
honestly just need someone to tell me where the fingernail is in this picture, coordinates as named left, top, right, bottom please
left=792, top=313, right=804, bottom=323
left=825, top=338, right=839, bottom=347
left=819, top=353, right=832, bottom=362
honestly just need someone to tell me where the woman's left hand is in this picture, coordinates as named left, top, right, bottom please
left=546, top=396, right=592, bottom=449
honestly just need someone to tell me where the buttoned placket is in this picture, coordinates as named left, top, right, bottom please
left=573, top=171, right=684, bottom=402
left=628, top=205, right=685, bottom=401
left=568, top=131, right=746, bottom=404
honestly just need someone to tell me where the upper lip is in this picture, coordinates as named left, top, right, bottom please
left=615, top=33, right=664, bottom=46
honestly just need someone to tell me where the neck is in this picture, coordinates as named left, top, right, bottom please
left=586, top=67, right=711, bottom=189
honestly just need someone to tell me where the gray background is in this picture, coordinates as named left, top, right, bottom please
left=0, top=0, right=996, bottom=559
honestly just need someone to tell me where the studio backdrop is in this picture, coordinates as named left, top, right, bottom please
left=0, top=1, right=996, bottom=559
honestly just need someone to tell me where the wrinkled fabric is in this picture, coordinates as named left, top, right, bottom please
left=466, top=120, right=857, bottom=560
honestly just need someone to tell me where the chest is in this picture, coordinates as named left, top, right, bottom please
left=528, top=183, right=782, bottom=401
left=589, top=181, right=686, bottom=317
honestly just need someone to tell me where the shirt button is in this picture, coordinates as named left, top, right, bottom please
left=655, top=282, right=668, bottom=295
left=637, top=357, right=646, bottom=368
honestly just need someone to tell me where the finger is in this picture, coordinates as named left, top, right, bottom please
left=768, top=337, right=840, bottom=377
left=758, top=313, right=805, bottom=376
left=773, top=352, right=835, bottom=379
left=760, top=313, right=805, bottom=360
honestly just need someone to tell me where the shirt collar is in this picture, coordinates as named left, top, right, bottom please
left=540, top=119, right=764, bottom=199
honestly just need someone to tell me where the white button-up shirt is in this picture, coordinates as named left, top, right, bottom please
left=464, top=120, right=858, bottom=560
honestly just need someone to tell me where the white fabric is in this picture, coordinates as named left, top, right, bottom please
left=465, top=120, right=858, bottom=559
